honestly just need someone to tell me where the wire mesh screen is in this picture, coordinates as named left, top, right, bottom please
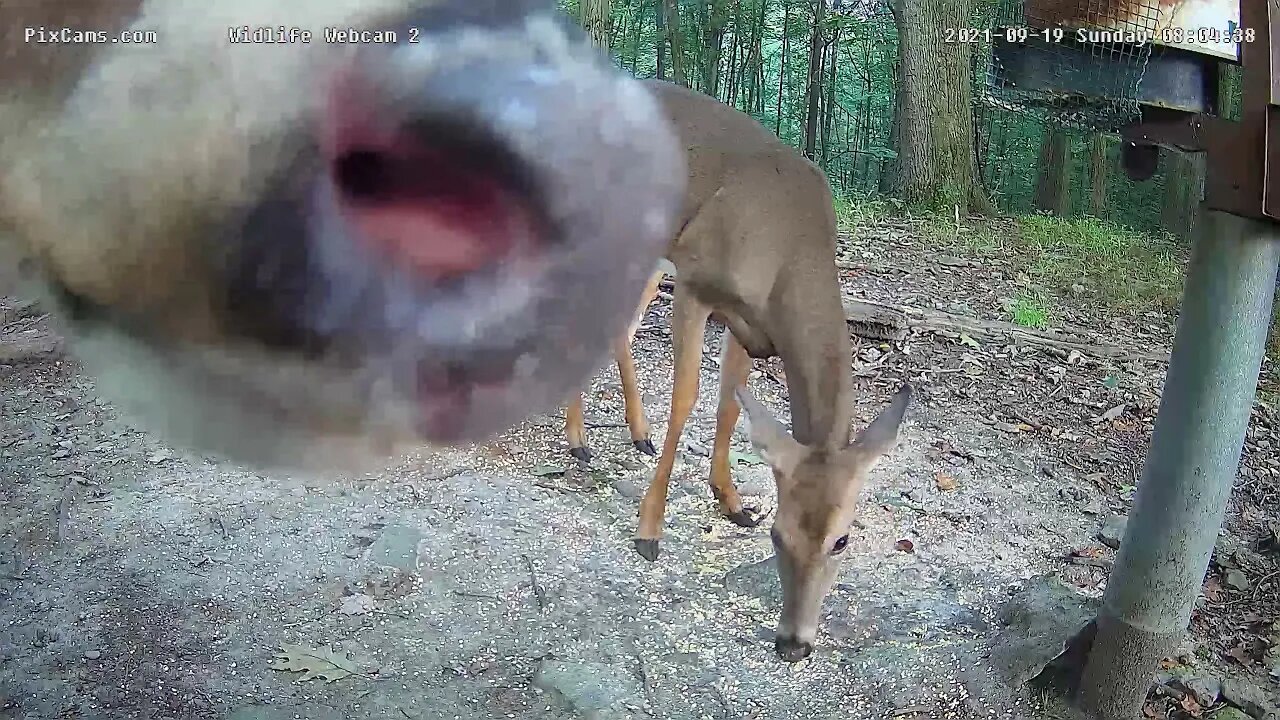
left=979, top=0, right=1166, bottom=132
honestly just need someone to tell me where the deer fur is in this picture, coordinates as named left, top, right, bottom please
left=590, top=80, right=914, bottom=662
left=0, top=0, right=685, bottom=470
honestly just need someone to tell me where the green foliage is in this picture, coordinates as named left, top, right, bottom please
left=1014, top=214, right=1184, bottom=311
left=1010, top=295, right=1049, bottom=329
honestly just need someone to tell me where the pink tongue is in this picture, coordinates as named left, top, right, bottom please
left=352, top=202, right=518, bottom=279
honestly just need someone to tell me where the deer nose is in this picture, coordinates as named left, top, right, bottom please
left=775, top=635, right=814, bottom=662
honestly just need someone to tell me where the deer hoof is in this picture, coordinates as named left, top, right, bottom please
left=775, top=636, right=814, bottom=663
left=569, top=446, right=593, bottom=465
left=633, top=538, right=661, bottom=561
left=633, top=438, right=657, bottom=456
left=725, top=506, right=764, bottom=528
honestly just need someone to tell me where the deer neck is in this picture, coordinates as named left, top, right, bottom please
left=771, top=263, right=853, bottom=450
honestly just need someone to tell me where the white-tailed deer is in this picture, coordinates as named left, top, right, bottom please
left=564, top=264, right=668, bottom=463
left=622, top=80, right=914, bottom=662
left=0, top=0, right=685, bottom=470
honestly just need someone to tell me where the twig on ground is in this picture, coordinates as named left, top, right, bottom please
left=1005, top=407, right=1044, bottom=431
left=522, top=553, right=546, bottom=612
left=55, top=478, right=76, bottom=543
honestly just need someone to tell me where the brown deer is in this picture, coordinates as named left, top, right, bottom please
left=623, top=80, right=915, bottom=662
left=0, top=0, right=686, bottom=470
left=564, top=263, right=669, bottom=463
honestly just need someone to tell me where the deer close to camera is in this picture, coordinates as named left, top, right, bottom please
left=568, top=80, right=914, bottom=662
left=0, top=0, right=684, bottom=471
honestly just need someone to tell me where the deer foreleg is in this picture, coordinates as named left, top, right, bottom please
left=635, top=286, right=710, bottom=561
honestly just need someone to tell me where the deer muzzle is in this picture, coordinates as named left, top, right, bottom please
left=774, top=551, right=840, bottom=663
left=4, top=0, right=686, bottom=470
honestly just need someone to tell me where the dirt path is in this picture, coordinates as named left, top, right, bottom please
left=2, top=218, right=1277, bottom=720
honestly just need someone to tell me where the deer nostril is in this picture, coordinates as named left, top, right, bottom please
left=774, top=635, right=814, bottom=663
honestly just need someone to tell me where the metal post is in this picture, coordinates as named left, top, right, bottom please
left=1076, top=210, right=1280, bottom=719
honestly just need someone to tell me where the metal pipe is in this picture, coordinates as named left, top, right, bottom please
left=1076, top=209, right=1280, bottom=719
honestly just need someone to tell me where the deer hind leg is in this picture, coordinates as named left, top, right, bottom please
left=563, top=268, right=665, bottom=464
left=635, top=286, right=710, bottom=562
left=708, top=330, right=763, bottom=528
left=617, top=268, right=665, bottom=456
left=565, top=392, right=592, bottom=464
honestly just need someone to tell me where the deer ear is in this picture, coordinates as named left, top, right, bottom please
left=847, top=383, right=912, bottom=467
left=735, top=385, right=804, bottom=477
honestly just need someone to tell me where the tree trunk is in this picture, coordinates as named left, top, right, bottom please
left=580, top=0, right=613, bottom=49
left=701, top=0, right=730, bottom=97
left=663, top=0, right=688, bottom=85
left=1088, top=134, right=1109, bottom=218
left=821, top=25, right=840, bottom=168
left=802, top=0, right=825, bottom=159
left=1033, top=125, right=1070, bottom=215
left=879, top=55, right=901, bottom=195
left=891, top=0, right=994, bottom=214
left=655, top=0, right=667, bottom=80
left=727, top=0, right=743, bottom=107
left=775, top=0, right=791, bottom=135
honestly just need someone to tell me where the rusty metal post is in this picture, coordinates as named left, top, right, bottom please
left=1075, top=210, right=1280, bottom=720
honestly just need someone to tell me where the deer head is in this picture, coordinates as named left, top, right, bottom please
left=734, top=383, right=913, bottom=662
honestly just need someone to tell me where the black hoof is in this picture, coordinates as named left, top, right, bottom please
left=634, top=538, right=661, bottom=562
left=775, top=635, right=814, bottom=663
left=634, top=438, right=657, bottom=456
left=725, top=506, right=764, bottom=528
left=569, top=447, right=593, bottom=465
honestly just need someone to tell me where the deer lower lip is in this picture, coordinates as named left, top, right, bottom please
left=414, top=351, right=522, bottom=439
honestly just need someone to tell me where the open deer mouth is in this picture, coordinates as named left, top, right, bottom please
left=326, top=116, right=551, bottom=285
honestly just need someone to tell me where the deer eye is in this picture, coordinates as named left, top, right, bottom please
left=830, top=534, right=850, bottom=555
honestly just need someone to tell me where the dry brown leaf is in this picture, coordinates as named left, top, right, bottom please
left=1178, top=694, right=1203, bottom=717
left=935, top=472, right=957, bottom=491
left=894, top=538, right=915, bottom=553
left=1202, top=577, right=1223, bottom=603
left=269, top=645, right=359, bottom=683
left=1226, top=641, right=1254, bottom=666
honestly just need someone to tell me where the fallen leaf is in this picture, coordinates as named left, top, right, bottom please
left=1142, top=700, right=1163, bottom=718
left=1071, top=546, right=1106, bottom=559
left=1226, top=641, right=1254, bottom=666
left=1158, top=657, right=1180, bottom=670
left=530, top=465, right=566, bottom=478
left=1178, top=694, right=1203, bottom=717
left=1201, top=577, right=1223, bottom=603
left=338, top=593, right=376, bottom=616
left=269, top=645, right=359, bottom=683
left=1093, top=404, right=1127, bottom=423
left=894, top=538, right=915, bottom=553
left=729, top=449, right=764, bottom=467
left=934, top=472, right=956, bottom=491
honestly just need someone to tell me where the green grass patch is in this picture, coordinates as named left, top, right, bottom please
left=1014, top=213, right=1184, bottom=312
left=832, top=192, right=895, bottom=227
left=1011, top=294, right=1050, bottom=329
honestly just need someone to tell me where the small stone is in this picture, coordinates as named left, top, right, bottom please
left=682, top=439, right=709, bottom=457
left=533, top=660, right=641, bottom=715
left=1173, top=675, right=1221, bottom=706
left=612, top=479, right=645, bottom=499
left=83, top=650, right=101, bottom=660
left=147, top=449, right=171, bottom=464
left=1221, top=676, right=1277, bottom=718
left=1224, top=569, right=1251, bottom=591
left=1098, top=514, right=1127, bottom=549
left=338, top=593, right=376, bottom=616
